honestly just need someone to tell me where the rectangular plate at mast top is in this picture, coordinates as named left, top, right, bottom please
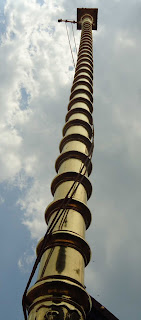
left=77, top=8, right=98, bottom=30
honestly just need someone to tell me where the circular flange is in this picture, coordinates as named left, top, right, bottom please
left=73, top=74, right=93, bottom=86
left=75, top=67, right=93, bottom=81
left=63, top=119, right=92, bottom=139
left=66, top=107, right=93, bottom=124
left=68, top=97, right=93, bottom=113
left=78, top=48, right=92, bottom=58
left=77, top=52, right=93, bottom=64
left=79, top=41, right=92, bottom=50
left=51, top=171, right=92, bottom=200
left=78, top=46, right=92, bottom=55
left=27, top=278, right=92, bottom=317
left=70, top=89, right=93, bottom=103
left=75, top=62, right=93, bottom=75
left=81, top=33, right=92, bottom=40
left=59, top=133, right=92, bottom=153
left=36, top=230, right=91, bottom=266
left=76, top=57, right=93, bottom=71
left=55, top=150, right=92, bottom=176
left=45, top=198, right=92, bottom=229
left=71, top=80, right=93, bottom=94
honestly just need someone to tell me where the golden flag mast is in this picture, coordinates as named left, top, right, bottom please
left=22, top=7, right=117, bottom=320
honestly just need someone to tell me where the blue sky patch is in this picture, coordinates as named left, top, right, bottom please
left=69, top=66, right=74, bottom=71
left=36, top=0, right=44, bottom=6
left=0, top=0, right=7, bottom=40
left=20, top=87, right=30, bottom=110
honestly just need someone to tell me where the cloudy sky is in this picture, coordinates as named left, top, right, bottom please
left=0, top=0, right=141, bottom=319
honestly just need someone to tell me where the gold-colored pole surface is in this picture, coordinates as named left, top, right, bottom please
left=26, top=9, right=97, bottom=320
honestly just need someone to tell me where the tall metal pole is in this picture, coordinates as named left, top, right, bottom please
left=25, top=8, right=98, bottom=320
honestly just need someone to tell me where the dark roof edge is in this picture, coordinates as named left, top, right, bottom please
left=90, top=296, right=119, bottom=320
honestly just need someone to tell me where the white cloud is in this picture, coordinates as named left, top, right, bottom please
left=117, top=33, right=135, bottom=48
left=18, top=246, right=36, bottom=273
left=18, top=178, right=53, bottom=239
left=0, top=0, right=75, bottom=188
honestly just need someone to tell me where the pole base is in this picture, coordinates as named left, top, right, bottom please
left=27, top=278, right=92, bottom=320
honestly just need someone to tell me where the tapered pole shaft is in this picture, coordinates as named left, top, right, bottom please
left=26, top=11, right=96, bottom=320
